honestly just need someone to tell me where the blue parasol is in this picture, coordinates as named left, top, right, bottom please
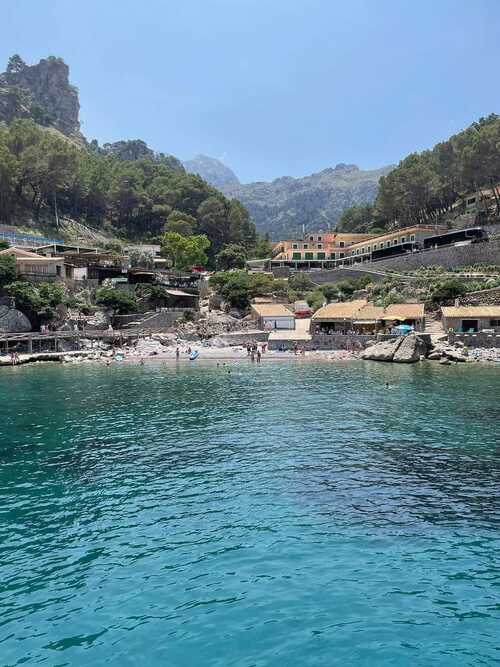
left=394, top=324, right=413, bottom=333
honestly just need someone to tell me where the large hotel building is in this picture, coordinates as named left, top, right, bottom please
left=269, top=226, right=445, bottom=269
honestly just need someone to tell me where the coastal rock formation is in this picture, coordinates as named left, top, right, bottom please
left=361, top=334, right=427, bottom=364
left=0, top=54, right=81, bottom=138
left=0, top=306, right=31, bottom=333
left=361, top=337, right=401, bottom=362
left=393, top=335, right=427, bottom=363
left=183, top=155, right=240, bottom=189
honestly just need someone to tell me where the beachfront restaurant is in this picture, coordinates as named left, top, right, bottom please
left=311, top=300, right=368, bottom=333
left=251, top=303, right=296, bottom=330
left=311, top=301, right=425, bottom=334
left=441, top=306, right=500, bottom=333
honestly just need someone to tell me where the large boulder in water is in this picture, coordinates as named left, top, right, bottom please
left=0, top=305, right=31, bottom=333
left=361, top=334, right=427, bottom=364
left=393, top=334, right=427, bottom=363
left=361, top=337, right=401, bottom=362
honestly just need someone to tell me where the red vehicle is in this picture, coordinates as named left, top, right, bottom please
left=294, top=301, right=312, bottom=318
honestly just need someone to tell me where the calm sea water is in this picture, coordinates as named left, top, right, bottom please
left=0, top=360, right=499, bottom=666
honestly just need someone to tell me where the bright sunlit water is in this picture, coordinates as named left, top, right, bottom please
left=1, top=360, right=499, bottom=666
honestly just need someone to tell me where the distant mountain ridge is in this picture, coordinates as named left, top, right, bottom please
left=220, top=161, right=393, bottom=240
left=183, top=154, right=240, bottom=189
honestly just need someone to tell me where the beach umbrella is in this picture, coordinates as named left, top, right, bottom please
left=394, top=324, right=413, bottom=333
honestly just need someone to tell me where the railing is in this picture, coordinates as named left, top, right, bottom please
left=0, top=231, right=64, bottom=246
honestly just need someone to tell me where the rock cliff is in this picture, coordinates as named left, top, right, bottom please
left=0, top=54, right=81, bottom=138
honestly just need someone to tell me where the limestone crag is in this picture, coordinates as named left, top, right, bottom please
left=0, top=54, right=81, bottom=138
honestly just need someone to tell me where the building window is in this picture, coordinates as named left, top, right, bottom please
left=393, top=239, right=398, bottom=245
left=309, top=236, right=314, bottom=241
left=339, top=241, right=345, bottom=248
left=356, top=249, right=360, bottom=255
left=490, top=319, right=500, bottom=326
left=292, top=244, right=298, bottom=249
left=292, top=252, right=301, bottom=260
left=467, top=197, right=476, bottom=205
left=318, top=236, right=322, bottom=241
left=303, top=244, right=308, bottom=249
left=330, top=252, right=336, bottom=259
left=305, top=252, right=313, bottom=260
left=401, top=237, right=406, bottom=243
left=410, top=235, right=415, bottom=241
left=340, top=253, right=345, bottom=258
left=317, top=252, right=326, bottom=260
left=367, top=246, right=371, bottom=252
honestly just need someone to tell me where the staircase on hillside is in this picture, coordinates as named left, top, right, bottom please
left=424, top=313, right=445, bottom=338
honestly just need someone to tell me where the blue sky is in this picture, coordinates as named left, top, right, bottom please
left=2, top=0, right=500, bottom=183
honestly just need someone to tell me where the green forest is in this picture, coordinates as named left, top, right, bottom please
left=375, top=113, right=500, bottom=226
left=0, top=120, right=260, bottom=263
left=339, top=114, right=500, bottom=232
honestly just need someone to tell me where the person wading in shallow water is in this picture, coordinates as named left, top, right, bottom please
left=256, top=349, right=261, bottom=363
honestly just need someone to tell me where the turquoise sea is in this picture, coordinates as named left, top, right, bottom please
left=0, top=360, right=499, bottom=666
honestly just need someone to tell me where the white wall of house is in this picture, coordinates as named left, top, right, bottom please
left=262, top=315, right=295, bottom=330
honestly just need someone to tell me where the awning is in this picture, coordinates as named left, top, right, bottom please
left=353, top=319, right=380, bottom=325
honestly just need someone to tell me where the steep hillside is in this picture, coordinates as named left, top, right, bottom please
left=183, top=154, right=240, bottom=189
left=221, top=163, right=393, bottom=240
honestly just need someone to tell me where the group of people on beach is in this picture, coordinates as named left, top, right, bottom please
left=9, top=352, right=21, bottom=365
left=246, top=340, right=266, bottom=363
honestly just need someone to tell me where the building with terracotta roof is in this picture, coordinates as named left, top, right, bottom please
left=251, top=303, right=296, bottom=330
left=442, top=305, right=500, bottom=333
left=0, top=247, right=65, bottom=282
left=311, top=300, right=424, bottom=333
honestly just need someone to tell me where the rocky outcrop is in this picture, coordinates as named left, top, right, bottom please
left=427, top=341, right=468, bottom=363
left=361, top=334, right=428, bottom=363
left=361, top=337, right=401, bottom=362
left=0, top=55, right=81, bottom=138
left=0, top=305, right=31, bottom=333
left=393, top=335, right=427, bottom=363
left=183, top=155, right=240, bottom=189
left=101, top=139, right=184, bottom=172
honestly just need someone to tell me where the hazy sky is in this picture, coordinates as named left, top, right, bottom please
left=3, top=0, right=500, bottom=182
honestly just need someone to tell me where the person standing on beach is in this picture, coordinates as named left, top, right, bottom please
left=250, top=350, right=255, bottom=362
left=176, top=346, right=180, bottom=360
left=256, top=349, right=261, bottom=363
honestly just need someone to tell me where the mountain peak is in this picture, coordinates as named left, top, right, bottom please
left=183, top=155, right=240, bottom=188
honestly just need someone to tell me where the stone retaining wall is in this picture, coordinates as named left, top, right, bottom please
left=448, top=332, right=500, bottom=348
left=459, top=286, right=500, bottom=306
left=369, top=239, right=500, bottom=272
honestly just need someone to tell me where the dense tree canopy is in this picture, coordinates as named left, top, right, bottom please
left=161, top=231, right=210, bottom=270
left=374, top=114, right=500, bottom=227
left=0, top=120, right=258, bottom=265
